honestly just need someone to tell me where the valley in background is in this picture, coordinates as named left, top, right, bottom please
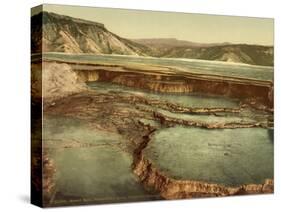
left=31, top=7, right=274, bottom=207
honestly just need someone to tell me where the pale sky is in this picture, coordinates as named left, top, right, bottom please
left=32, top=4, right=274, bottom=46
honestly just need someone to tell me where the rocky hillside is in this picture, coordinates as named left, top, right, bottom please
left=141, top=41, right=273, bottom=66
left=31, top=12, right=273, bottom=66
left=31, top=62, right=87, bottom=101
left=31, top=12, right=151, bottom=55
left=132, top=38, right=231, bottom=48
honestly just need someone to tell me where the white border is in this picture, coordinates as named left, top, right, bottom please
left=0, top=0, right=280, bottom=211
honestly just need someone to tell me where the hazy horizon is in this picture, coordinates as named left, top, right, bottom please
left=32, top=4, right=274, bottom=46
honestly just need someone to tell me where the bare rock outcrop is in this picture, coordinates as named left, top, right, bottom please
left=31, top=62, right=87, bottom=102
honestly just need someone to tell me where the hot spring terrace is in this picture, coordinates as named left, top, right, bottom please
left=33, top=53, right=274, bottom=110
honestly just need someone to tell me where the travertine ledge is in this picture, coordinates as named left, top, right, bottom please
left=133, top=130, right=274, bottom=199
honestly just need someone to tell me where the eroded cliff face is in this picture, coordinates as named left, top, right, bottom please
left=113, top=75, right=191, bottom=93
left=110, top=74, right=273, bottom=110
left=74, top=70, right=99, bottom=82
left=69, top=64, right=273, bottom=110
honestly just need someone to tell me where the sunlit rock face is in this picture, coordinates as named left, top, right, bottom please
left=31, top=12, right=273, bottom=66
left=32, top=62, right=87, bottom=101
left=32, top=12, right=150, bottom=56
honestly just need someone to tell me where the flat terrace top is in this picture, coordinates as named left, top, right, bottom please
left=144, top=126, right=273, bottom=187
left=32, top=52, right=274, bottom=83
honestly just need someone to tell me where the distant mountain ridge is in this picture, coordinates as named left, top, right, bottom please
left=132, top=38, right=232, bottom=48
left=31, top=11, right=274, bottom=66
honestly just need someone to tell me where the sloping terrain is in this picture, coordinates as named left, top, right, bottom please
left=31, top=11, right=273, bottom=66
left=143, top=42, right=273, bottom=66
left=132, top=38, right=231, bottom=48
left=31, top=12, right=151, bottom=55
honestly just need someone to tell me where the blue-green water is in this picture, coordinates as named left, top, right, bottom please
left=43, top=116, right=158, bottom=204
left=87, top=81, right=270, bottom=125
left=144, top=126, right=273, bottom=187
left=87, top=81, right=239, bottom=109
left=39, top=52, right=273, bottom=199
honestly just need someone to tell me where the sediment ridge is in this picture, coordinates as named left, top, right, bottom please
left=70, top=63, right=274, bottom=110
left=152, top=111, right=268, bottom=129
left=37, top=59, right=273, bottom=110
